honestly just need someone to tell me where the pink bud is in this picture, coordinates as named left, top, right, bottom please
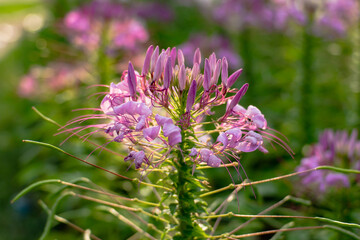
left=135, top=115, right=146, bottom=130
left=189, top=148, right=198, bottom=156
left=203, top=59, right=211, bottom=91
left=227, top=83, right=249, bottom=113
left=170, top=47, right=177, bottom=68
left=221, top=57, right=228, bottom=87
left=227, top=69, right=243, bottom=88
left=153, top=55, right=163, bottom=82
left=193, top=48, right=201, bottom=66
left=208, top=155, right=222, bottom=167
left=191, top=63, right=199, bottom=81
left=209, top=52, right=216, bottom=70
left=163, top=123, right=181, bottom=137
left=142, top=45, right=153, bottom=76
left=217, top=132, right=228, bottom=148
left=177, top=49, right=185, bottom=66
left=199, top=148, right=212, bottom=162
left=150, top=46, right=159, bottom=72
left=211, top=59, right=221, bottom=86
left=179, top=64, right=186, bottom=91
left=186, top=80, right=197, bottom=112
left=127, top=62, right=137, bottom=98
left=163, top=57, right=172, bottom=89
left=155, top=114, right=173, bottom=126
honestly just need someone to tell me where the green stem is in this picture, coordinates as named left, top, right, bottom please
left=175, top=143, right=195, bottom=239
left=300, top=16, right=315, bottom=144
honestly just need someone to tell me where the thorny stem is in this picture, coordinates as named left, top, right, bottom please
left=175, top=146, right=196, bottom=239
left=173, top=90, right=202, bottom=239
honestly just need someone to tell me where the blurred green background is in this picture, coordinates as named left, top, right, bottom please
left=1, top=0, right=359, bottom=239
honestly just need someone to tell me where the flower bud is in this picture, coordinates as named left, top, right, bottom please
left=186, top=80, right=197, bottom=112
left=227, top=68, right=243, bottom=88
left=164, top=57, right=172, bottom=89
left=127, top=62, right=137, bottom=98
left=178, top=64, right=186, bottom=91
left=203, top=59, right=211, bottom=91
left=142, top=45, right=153, bottom=76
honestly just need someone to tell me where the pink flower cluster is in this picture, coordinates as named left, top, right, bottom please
left=64, top=0, right=148, bottom=52
left=71, top=46, right=291, bottom=170
left=213, top=0, right=302, bottom=31
left=213, top=0, right=359, bottom=37
left=297, top=129, right=360, bottom=192
left=18, top=62, right=89, bottom=99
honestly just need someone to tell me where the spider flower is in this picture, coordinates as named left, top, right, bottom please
left=297, top=129, right=360, bottom=192
left=68, top=46, right=292, bottom=170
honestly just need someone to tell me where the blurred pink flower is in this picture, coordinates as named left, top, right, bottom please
left=297, top=129, right=360, bottom=193
left=63, top=0, right=148, bottom=52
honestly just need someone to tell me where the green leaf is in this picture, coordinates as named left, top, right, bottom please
left=169, top=203, right=177, bottom=215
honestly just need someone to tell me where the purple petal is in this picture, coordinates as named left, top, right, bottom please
left=168, top=131, right=182, bottom=146
left=134, top=151, right=145, bottom=169
left=143, top=126, right=160, bottom=141
left=208, top=155, right=222, bottom=167
left=226, top=128, right=242, bottom=147
left=155, top=114, right=173, bottom=126
left=163, top=123, right=181, bottom=137
left=189, top=147, right=198, bottom=156
left=236, top=131, right=263, bottom=152
left=124, top=151, right=136, bottom=162
left=114, top=101, right=152, bottom=117
left=100, top=95, right=113, bottom=114
left=135, top=115, right=146, bottom=130
left=199, top=148, right=212, bottom=162
left=217, top=132, right=228, bottom=148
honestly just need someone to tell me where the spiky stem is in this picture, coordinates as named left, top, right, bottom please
left=175, top=148, right=195, bottom=239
